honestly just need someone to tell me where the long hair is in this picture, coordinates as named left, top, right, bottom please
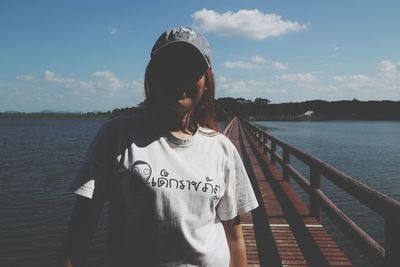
left=144, top=59, right=218, bottom=131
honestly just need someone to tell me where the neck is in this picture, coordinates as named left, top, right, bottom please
left=160, top=110, right=197, bottom=134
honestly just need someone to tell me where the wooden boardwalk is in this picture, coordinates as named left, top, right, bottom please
left=225, top=117, right=353, bottom=267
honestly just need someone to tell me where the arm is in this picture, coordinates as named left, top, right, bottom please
left=222, top=216, right=248, bottom=267
left=60, top=195, right=104, bottom=267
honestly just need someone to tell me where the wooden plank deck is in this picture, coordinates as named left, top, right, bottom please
left=226, top=117, right=353, bottom=267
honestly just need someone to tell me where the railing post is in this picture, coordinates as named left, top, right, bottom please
left=310, top=166, right=321, bottom=222
left=258, top=130, right=262, bottom=148
left=283, top=148, right=290, bottom=182
left=385, top=216, right=400, bottom=266
left=271, top=141, right=276, bottom=165
left=262, top=133, right=267, bottom=154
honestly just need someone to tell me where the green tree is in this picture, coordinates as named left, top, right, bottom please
left=254, top=98, right=270, bottom=105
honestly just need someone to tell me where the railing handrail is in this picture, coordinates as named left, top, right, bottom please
left=237, top=116, right=400, bottom=266
left=241, top=118, right=400, bottom=219
left=222, top=117, right=235, bottom=137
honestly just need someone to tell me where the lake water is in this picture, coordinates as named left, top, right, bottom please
left=254, top=120, right=400, bottom=266
left=0, top=118, right=398, bottom=266
left=0, top=118, right=108, bottom=267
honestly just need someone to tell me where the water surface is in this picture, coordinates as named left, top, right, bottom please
left=0, top=118, right=108, bottom=267
left=255, top=120, right=400, bottom=266
left=1, top=118, right=398, bottom=266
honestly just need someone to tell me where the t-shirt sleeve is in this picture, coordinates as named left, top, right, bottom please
left=69, top=119, right=116, bottom=201
left=217, top=142, right=259, bottom=221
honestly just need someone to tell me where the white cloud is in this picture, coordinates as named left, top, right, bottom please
left=92, top=71, right=123, bottom=91
left=216, top=76, right=275, bottom=96
left=192, top=9, right=308, bottom=40
left=280, top=73, right=317, bottom=82
left=125, top=81, right=144, bottom=92
left=284, top=61, right=399, bottom=101
left=224, top=55, right=268, bottom=69
left=77, top=80, right=95, bottom=91
left=4, top=71, right=146, bottom=112
left=109, top=27, right=118, bottom=35
left=329, top=61, right=399, bottom=99
left=332, top=76, right=346, bottom=83
left=332, top=74, right=370, bottom=90
left=41, top=70, right=142, bottom=97
left=16, top=74, right=37, bottom=82
left=248, top=80, right=269, bottom=87
left=224, top=60, right=256, bottom=70
left=378, top=60, right=397, bottom=73
left=333, top=75, right=369, bottom=84
left=271, top=62, right=288, bottom=70
left=217, top=76, right=228, bottom=83
left=44, top=70, right=75, bottom=84
left=224, top=55, right=287, bottom=71
left=250, top=55, right=267, bottom=64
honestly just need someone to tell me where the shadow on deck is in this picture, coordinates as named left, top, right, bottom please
left=226, top=117, right=352, bottom=267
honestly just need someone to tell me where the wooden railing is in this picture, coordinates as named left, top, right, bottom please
left=239, top=117, right=400, bottom=267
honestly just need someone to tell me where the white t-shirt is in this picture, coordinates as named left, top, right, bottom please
left=70, top=111, right=259, bottom=267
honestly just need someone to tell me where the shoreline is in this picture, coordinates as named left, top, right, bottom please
left=0, top=114, right=110, bottom=119
left=2, top=113, right=400, bottom=121
left=248, top=115, right=400, bottom=121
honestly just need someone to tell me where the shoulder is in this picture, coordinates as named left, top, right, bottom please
left=107, top=109, right=166, bottom=151
left=197, top=126, right=238, bottom=155
left=92, top=110, right=155, bottom=150
left=109, top=109, right=150, bottom=129
left=104, top=109, right=156, bottom=136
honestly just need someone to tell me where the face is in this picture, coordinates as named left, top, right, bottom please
left=158, top=73, right=206, bottom=114
left=149, top=43, right=209, bottom=115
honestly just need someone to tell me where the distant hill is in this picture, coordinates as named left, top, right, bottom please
left=99, top=98, right=400, bottom=120
left=39, top=110, right=84, bottom=114
left=0, top=110, right=110, bottom=118
left=3, top=98, right=399, bottom=120
left=216, top=98, right=400, bottom=120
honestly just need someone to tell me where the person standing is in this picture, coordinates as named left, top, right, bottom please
left=61, top=26, right=258, bottom=267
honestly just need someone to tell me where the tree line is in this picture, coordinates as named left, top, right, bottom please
left=215, top=98, right=400, bottom=120
left=111, top=98, right=400, bottom=120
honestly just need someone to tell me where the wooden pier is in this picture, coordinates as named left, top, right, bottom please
left=223, top=117, right=400, bottom=267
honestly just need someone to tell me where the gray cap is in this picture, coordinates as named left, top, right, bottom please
left=151, top=27, right=211, bottom=68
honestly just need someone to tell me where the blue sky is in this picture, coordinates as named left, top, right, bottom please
left=1, top=0, right=399, bottom=112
